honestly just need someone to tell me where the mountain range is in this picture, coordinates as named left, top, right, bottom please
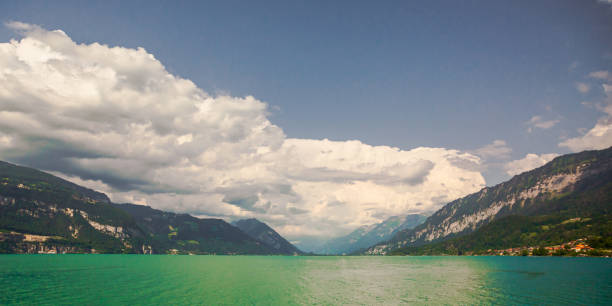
left=316, top=214, right=426, bottom=255
left=0, top=160, right=298, bottom=255
left=365, top=147, right=612, bottom=255
left=1, top=146, right=610, bottom=256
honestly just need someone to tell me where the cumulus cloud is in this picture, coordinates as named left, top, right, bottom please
left=526, top=115, right=560, bottom=133
left=560, top=71, right=612, bottom=152
left=0, top=23, right=486, bottom=238
left=474, top=140, right=512, bottom=160
left=504, top=153, right=559, bottom=176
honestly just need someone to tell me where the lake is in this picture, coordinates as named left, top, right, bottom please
left=0, top=255, right=610, bottom=305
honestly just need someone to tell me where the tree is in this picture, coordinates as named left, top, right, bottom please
left=532, top=247, right=549, bottom=256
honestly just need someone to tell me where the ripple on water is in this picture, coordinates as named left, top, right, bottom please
left=0, top=255, right=610, bottom=305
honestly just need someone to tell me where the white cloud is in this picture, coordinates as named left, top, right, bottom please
left=526, top=115, right=560, bottom=133
left=0, top=23, right=486, bottom=238
left=504, top=153, right=559, bottom=176
left=589, top=70, right=609, bottom=80
left=473, top=139, right=512, bottom=160
left=576, top=82, right=590, bottom=94
left=559, top=106, right=612, bottom=151
left=560, top=70, right=612, bottom=152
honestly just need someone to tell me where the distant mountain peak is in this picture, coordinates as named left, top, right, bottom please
left=315, top=213, right=427, bottom=255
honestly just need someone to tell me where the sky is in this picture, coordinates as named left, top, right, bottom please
left=0, top=0, right=611, bottom=249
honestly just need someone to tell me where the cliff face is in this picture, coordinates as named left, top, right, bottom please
left=0, top=232, right=86, bottom=254
left=367, top=147, right=612, bottom=255
left=0, top=164, right=148, bottom=254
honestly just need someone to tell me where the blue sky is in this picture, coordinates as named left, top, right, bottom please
left=0, top=1, right=611, bottom=243
left=1, top=1, right=610, bottom=158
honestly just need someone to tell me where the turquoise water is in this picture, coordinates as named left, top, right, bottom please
left=0, top=256, right=610, bottom=305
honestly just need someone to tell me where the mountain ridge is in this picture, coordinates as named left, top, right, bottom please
left=0, top=160, right=288, bottom=254
left=365, top=147, right=612, bottom=255
left=316, top=214, right=426, bottom=255
left=232, top=218, right=302, bottom=255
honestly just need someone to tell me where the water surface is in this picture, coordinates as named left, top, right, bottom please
left=0, top=255, right=610, bottom=305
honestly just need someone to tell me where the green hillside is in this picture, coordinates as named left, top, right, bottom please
left=370, top=147, right=612, bottom=256
left=0, top=161, right=281, bottom=254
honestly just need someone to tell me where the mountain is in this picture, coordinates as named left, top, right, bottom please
left=366, top=147, right=612, bottom=255
left=113, top=204, right=277, bottom=255
left=232, top=218, right=302, bottom=255
left=0, top=161, right=150, bottom=254
left=288, top=236, right=328, bottom=253
left=317, top=214, right=426, bottom=255
left=0, top=160, right=280, bottom=254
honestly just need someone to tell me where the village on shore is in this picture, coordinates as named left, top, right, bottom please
left=471, top=239, right=611, bottom=257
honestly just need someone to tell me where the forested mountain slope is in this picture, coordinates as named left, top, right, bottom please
left=366, top=147, right=612, bottom=255
left=0, top=161, right=281, bottom=254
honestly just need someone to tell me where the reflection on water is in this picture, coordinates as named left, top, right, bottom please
left=299, top=257, right=489, bottom=305
left=0, top=255, right=610, bottom=305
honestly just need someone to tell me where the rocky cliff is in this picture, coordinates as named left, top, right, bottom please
left=366, top=147, right=612, bottom=255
